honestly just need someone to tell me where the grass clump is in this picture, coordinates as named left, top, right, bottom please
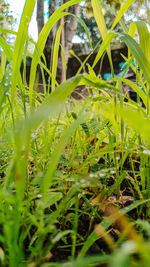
left=0, top=0, right=150, bottom=266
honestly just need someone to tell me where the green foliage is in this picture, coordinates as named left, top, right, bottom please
left=0, top=0, right=14, bottom=30
left=0, top=0, right=150, bottom=266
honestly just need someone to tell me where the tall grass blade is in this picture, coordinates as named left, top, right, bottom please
left=51, top=24, right=64, bottom=92
left=29, top=0, right=81, bottom=107
left=11, top=0, right=36, bottom=107
left=134, top=21, right=150, bottom=61
left=72, top=14, right=92, bottom=48
left=76, top=40, right=101, bottom=75
left=92, top=32, right=117, bottom=69
left=91, top=0, right=107, bottom=40
left=91, top=0, right=112, bottom=60
left=91, top=0, right=114, bottom=85
left=111, top=0, right=135, bottom=31
left=120, top=33, right=150, bottom=88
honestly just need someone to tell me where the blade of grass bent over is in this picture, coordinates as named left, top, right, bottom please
left=0, top=37, right=13, bottom=62
left=111, top=77, right=147, bottom=108
left=16, top=75, right=83, bottom=139
left=134, top=21, right=150, bottom=62
left=0, top=28, right=17, bottom=36
left=120, top=33, right=150, bottom=88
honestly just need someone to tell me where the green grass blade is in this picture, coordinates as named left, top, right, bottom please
left=76, top=40, right=101, bottom=75
left=0, top=52, right=6, bottom=80
left=0, top=37, right=13, bottom=62
left=91, top=0, right=107, bottom=40
left=91, top=0, right=111, bottom=56
left=111, top=0, right=136, bottom=31
left=111, top=77, right=147, bottom=108
left=55, top=0, right=81, bottom=13
left=91, top=0, right=113, bottom=78
left=59, top=43, right=67, bottom=81
left=0, top=28, right=17, bottom=36
left=16, top=75, right=83, bottom=137
left=128, top=22, right=136, bottom=37
left=72, top=14, right=92, bottom=48
left=51, top=24, right=64, bottom=92
left=120, top=33, right=150, bottom=87
left=110, top=246, right=131, bottom=267
left=134, top=21, right=150, bottom=61
left=11, top=0, right=36, bottom=107
left=29, top=12, right=68, bottom=107
left=29, top=0, right=81, bottom=107
left=79, top=199, right=150, bottom=258
left=101, top=101, right=150, bottom=147
left=120, top=106, right=150, bottom=147
left=81, top=74, right=120, bottom=93
left=61, top=255, right=111, bottom=267
left=92, top=32, right=117, bottom=69
left=42, top=112, right=89, bottom=197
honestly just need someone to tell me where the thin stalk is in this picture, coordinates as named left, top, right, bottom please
left=60, top=0, right=66, bottom=83
left=72, top=193, right=79, bottom=259
left=7, top=95, right=15, bottom=128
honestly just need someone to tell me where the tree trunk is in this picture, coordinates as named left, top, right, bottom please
left=48, top=0, right=80, bottom=83
left=47, top=0, right=58, bottom=49
left=37, top=0, right=80, bottom=85
left=37, top=0, right=44, bottom=35
left=64, top=1, right=80, bottom=55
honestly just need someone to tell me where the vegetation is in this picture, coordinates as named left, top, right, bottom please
left=0, top=0, right=14, bottom=30
left=0, top=0, right=150, bottom=266
left=77, top=0, right=150, bottom=47
left=0, top=0, right=15, bottom=46
left=37, top=0, right=80, bottom=83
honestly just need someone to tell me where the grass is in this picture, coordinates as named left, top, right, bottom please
left=0, top=0, right=150, bottom=266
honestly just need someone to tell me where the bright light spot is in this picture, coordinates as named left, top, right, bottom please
left=72, top=34, right=84, bottom=43
left=7, top=0, right=38, bottom=41
left=143, top=150, right=150, bottom=155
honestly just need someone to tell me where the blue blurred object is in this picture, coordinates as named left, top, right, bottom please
left=104, top=60, right=136, bottom=80
left=104, top=70, right=125, bottom=80
left=119, top=60, right=135, bottom=70
left=103, top=73, right=112, bottom=80
left=103, top=60, right=146, bottom=95
left=141, top=87, right=146, bottom=94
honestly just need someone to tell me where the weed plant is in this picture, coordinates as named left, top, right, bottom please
left=0, top=0, right=150, bottom=266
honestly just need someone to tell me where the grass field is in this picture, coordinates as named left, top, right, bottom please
left=0, top=0, right=150, bottom=266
